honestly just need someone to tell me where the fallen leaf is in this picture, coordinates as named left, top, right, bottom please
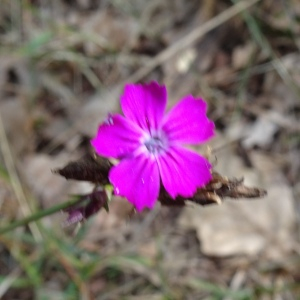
left=0, top=97, right=31, bottom=155
left=179, top=135, right=295, bottom=259
left=82, top=8, right=138, bottom=56
left=232, top=42, right=256, bottom=70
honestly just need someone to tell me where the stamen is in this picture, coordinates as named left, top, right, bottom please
left=144, top=131, right=168, bottom=155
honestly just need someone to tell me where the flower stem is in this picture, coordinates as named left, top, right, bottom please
left=0, top=197, right=82, bottom=235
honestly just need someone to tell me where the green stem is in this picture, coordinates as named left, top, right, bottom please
left=0, top=197, right=82, bottom=235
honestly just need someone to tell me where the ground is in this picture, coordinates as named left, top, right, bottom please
left=0, top=0, right=300, bottom=299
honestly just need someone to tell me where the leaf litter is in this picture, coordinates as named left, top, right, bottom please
left=0, top=0, right=300, bottom=299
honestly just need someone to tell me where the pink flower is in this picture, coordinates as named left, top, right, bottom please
left=91, top=82, right=215, bottom=211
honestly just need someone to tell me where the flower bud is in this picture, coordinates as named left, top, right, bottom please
left=63, top=188, right=108, bottom=226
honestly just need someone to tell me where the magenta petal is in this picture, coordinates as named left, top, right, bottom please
left=120, top=82, right=167, bottom=131
left=162, top=95, right=215, bottom=144
left=157, top=146, right=212, bottom=198
left=91, top=114, right=143, bottom=159
left=109, top=155, right=160, bottom=211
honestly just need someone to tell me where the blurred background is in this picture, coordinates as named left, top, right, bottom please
left=0, top=0, right=300, bottom=299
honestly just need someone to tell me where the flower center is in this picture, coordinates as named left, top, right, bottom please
left=143, top=131, right=168, bottom=155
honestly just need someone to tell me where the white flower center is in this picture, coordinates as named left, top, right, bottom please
left=143, top=131, right=168, bottom=156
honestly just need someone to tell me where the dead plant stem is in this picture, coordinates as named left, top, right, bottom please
left=0, top=114, right=42, bottom=241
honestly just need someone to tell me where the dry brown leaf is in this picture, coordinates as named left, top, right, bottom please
left=232, top=42, right=256, bottom=69
left=0, top=97, right=31, bottom=155
left=82, top=8, right=139, bottom=56
left=24, top=154, right=94, bottom=207
left=242, top=114, right=279, bottom=149
left=74, top=87, right=121, bottom=137
left=179, top=135, right=295, bottom=258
